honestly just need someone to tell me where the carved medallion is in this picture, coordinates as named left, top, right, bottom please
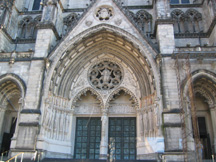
left=95, top=6, right=113, bottom=21
left=88, top=60, right=123, bottom=90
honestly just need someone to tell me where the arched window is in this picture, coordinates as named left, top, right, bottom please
left=129, top=11, right=135, bottom=20
left=18, top=16, right=33, bottom=39
left=32, top=0, right=41, bottom=11
left=170, top=0, right=190, bottom=4
left=135, top=10, right=152, bottom=37
left=185, top=9, right=202, bottom=33
left=33, top=15, right=42, bottom=39
left=63, top=13, right=78, bottom=35
left=171, top=9, right=186, bottom=33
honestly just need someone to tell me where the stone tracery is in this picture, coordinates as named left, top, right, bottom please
left=72, top=87, right=104, bottom=110
left=88, top=60, right=123, bottom=91
left=95, top=6, right=113, bottom=21
left=105, top=87, right=139, bottom=111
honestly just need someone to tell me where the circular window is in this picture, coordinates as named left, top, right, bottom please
left=89, top=60, right=123, bottom=90
left=95, top=6, right=114, bottom=21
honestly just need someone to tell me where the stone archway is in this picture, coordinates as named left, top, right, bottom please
left=40, top=25, right=162, bottom=160
left=0, top=74, right=26, bottom=155
left=182, top=70, right=216, bottom=159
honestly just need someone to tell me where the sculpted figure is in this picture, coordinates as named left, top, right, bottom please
left=101, top=68, right=111, bottom=83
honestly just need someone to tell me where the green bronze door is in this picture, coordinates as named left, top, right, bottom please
left=74, top=117, right=101, bottom=159
left=109, top=117, right=136, bottom=160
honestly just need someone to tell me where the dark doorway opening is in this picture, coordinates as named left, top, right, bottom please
left=197, top=117, right=212, bottom=159
left=1, top=117, right=17, bottom=154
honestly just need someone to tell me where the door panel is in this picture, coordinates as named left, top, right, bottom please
left=109, top=117, right=136, bottom=160
left=74, top=118, right=101, bottom=159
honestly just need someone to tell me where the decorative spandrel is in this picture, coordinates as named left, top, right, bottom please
left=88, top=60, right=123, bottom=90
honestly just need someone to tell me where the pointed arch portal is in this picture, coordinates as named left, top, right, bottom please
left=40, top=24, right=162, bottom=160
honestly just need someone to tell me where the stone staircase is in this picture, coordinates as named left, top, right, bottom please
left=41, top=159, right=157, bottom=162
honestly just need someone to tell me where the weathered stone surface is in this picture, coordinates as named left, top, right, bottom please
left=0, top=0, right=215, bottom=161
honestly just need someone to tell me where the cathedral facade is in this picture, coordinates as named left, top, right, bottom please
left=0, top=0, right=216, bottom=161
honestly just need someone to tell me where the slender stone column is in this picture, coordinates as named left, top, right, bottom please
left=137, top=109, right=146, bottom=160
left=99, top=111, right=108, bottom=159
left=70, top=107, right=76, bottom=158
left=210, top=105, right=216, bottom=153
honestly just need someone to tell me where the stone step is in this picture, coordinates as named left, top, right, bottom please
left=41, top=159, right=157, bottom=162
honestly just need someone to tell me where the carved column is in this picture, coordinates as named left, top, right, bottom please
left=70, top=106, right=76, bottom=158
left=184, top=100, right=195, bottom=151
left=210, top=105, right=216, bottom=153
left=136, top=109, right=146, bottom=160
left=0, top=105, right=6, bottom=148
left=99, top=110, right=108, bottom=160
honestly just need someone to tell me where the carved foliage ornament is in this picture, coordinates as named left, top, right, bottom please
left=95, top=6, right=113, bottom=21
left=88, top=60, right=123, bottom=90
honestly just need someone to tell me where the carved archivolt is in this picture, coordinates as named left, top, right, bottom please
left=0, top=73, right=26, bottom=106
left=194, top=87, right=214, bottom=107
left=72, top=87, right=104, bottom=109
left=105, top=87, right=139, bottom=111
left=182, top=70, right=216, bottom=106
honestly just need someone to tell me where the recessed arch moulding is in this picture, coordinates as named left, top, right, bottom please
left=181, top=70, right=216, bottom=152
left=44, top=27, right=161, bottom=111
left=182, top=70, right=216, bottom=107
left=37, top=25, right=163, bottom=156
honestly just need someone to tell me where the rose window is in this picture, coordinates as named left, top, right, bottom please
left=95, top=6, right=113, bottom=21
left=89, top=60, right=123, bottom=90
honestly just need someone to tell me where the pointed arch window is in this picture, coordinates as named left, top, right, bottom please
left=185, top=9, right=202, bottom=33
left=171, top=9, right=186, bottom=33
left=33, top=16, right=42, bottom=38
left=18, top=16, right=41, bottom=39
left=18, top=17, right=33, bottom=39
left=32, top=0, right=41, bottom=10
left=170, top=0, right=190, bottom=4
left=135, top=10, right=152, bottom=37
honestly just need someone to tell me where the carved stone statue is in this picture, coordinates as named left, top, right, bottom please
left=101, top=68, right=111, bottom=83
